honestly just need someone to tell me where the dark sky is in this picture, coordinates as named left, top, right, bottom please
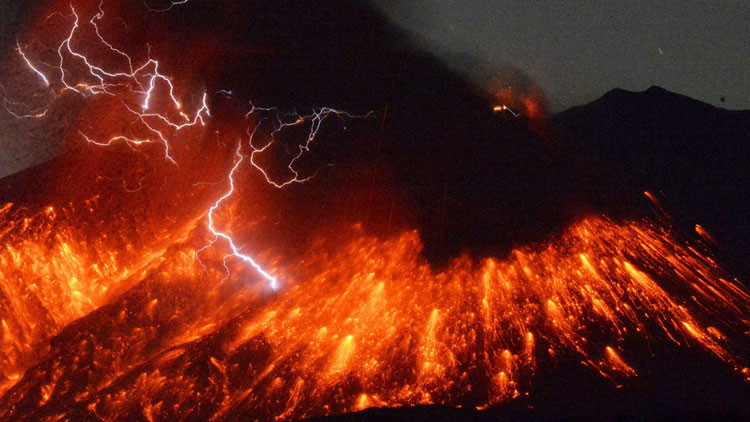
left=1, top=0, right=748, bottom=177
left=374, top=0, right=749, bottom=111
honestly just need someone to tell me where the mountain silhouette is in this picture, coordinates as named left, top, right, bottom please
left=551, top=86, right=750, bottom=281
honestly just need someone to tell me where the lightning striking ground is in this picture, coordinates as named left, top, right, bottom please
left=197, top=140, right=279, bottom=290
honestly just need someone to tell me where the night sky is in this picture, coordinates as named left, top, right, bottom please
left=1, top=0, right=748, bottom=177
left=375, top=0, right=749, bottom=111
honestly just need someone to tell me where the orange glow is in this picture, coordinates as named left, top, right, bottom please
left=695, top=224, right=716, bottom=244
left=605, top=346, right=637, bottom=377
left=489, top=75, right=549, bottom=140
left=2, top=209, right=749, bottom=419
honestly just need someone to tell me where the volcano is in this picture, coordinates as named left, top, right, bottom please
left=0, top=1, right=748, bottom=421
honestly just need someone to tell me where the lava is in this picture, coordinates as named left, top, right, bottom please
left=1, top=209, right=748, bottom=420
left=0, top=1, right=748, bottom=421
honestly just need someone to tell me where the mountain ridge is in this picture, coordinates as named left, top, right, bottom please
left=551, top=85, right=749, bottom=281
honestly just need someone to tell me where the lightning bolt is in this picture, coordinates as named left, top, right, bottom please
left=143, top=0, right=189, bottom=13
left=16, top=41, right=49, bottom=87
left=195, top=105, right=371, bottom=289
left=247, top=104, right=373, bottom=188
left=196, top=137, right=279, bottom=290
left=11, top=3, right=208, bottom=163
left=8, top=1, right=372, bottom=290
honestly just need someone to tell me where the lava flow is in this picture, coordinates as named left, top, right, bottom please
left=1, top=1, right=749, bottom=421
left=2, top=205, right=749, bottom=420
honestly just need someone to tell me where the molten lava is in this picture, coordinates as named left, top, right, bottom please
left=1, top=202, right=749, bottom=420
left=0, top=1, right=748, bottom=421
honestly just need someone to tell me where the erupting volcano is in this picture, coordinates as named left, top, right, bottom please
left=1, top=1, right=748, bottom=420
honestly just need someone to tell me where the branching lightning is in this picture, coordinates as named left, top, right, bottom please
left=247, top=104, right=373, bottom=188
left=196, top=138, right=279, bottom=290
left=8, top=1, right=370, bottom=290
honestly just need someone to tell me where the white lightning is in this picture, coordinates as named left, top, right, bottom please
left=196, top=138, right=279, bottom=290
left=10, top=1, right=372, bottom=291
